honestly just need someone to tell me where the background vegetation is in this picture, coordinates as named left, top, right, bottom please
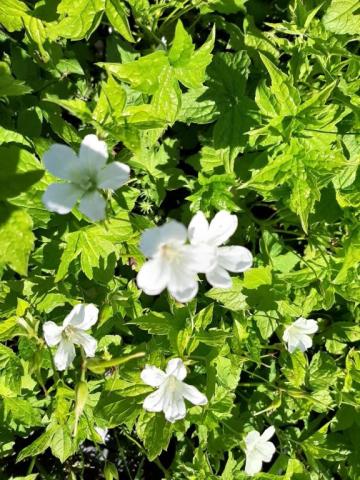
left=0, top=0, right=359, bottom=478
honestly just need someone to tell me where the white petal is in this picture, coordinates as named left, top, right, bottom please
left=78, top=190, right=106, bottom=221
left=183, top=244, right=217, bottom=273
left=217, top=246, right=253, bottom=272
left=54, top=340, right=76, bottom=371
left=261, top=426, right=275, bottom=442
left=79, top=134, right=108, bottom=175
left=259, top=441, right=276, bottom=462
left=208, top=211, right=238, bottom=246
left=141, top=365, right=166, bottom=387
left=297, top=334, right=313, bottom=352
left=167, top=272, right=198, bottom=303
left=43, top=321, right=63, bottom=347
left=245, top=430, right=261, bottom=449
left=43, top=144, right=78, bottom=180
left=294, top=317, right=318, bottom=334
left=94, top=427, right=108, bottom=443
left=188, top=211, right=209, bottom=244
left=140, top=220, right=187, bottom=258
left=143, top=388, right=166, bottom=413
left=97, top=161, right=130, bottom=190
left=42, top=183, right=81, bottom=214
left=206, top=266, right=232, bottom=288
left=63, top=304, right=99, bottom=330
left=245, top=453, right=263, bottom=476
left=166, top=358, right=187, bottom=381
left=163, top=392, right=186, bottom=423
left=137, top=258, right=170, bottom=296
left=181, top=383, right=207, bottom=406
left=282, top=325, right=291, bottom=343
left=72, top=330, right=97, bottom=357
left=286, top=337, right=300, bottom=353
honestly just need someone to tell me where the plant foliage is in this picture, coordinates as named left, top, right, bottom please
left=0, top=0, right=359, bottom=478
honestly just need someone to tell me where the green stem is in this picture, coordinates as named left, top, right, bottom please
left=27, top=457, right=36, bottom=475
left=47, top=346, right=60, bottom=383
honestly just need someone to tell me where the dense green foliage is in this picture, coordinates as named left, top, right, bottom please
left=0, top=0, right=359, bottom=478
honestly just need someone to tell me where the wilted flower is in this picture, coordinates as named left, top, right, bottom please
left=137, top=220, right=216, bottom=302
left=141, top=358, right=207, bottom=423
left=43, top=304, right=98, bottom=371
left=42, top=134, right=130, bottom=221
left=188, top=210, right=253, bottom=288
left=283, top=317, right=318, bottom=353
left=244, top=426, right=276, bottom=475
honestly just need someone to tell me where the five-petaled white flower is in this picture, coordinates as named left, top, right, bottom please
left=141, top=358, right=207, bottom=423
left=244, top=426, right=276, bottom=476
left=43, top=304, right=99, bottom=371
left=282, top=317, right=318, bottom=353
left=42, top=134, right=130, bottom=221
left=188, top=210, right=253, bottom=288
left=137, top=220, right=216, bottom=302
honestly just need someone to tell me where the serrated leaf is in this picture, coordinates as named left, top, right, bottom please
left=136, top=412, right=172, bottom=461
left=49, top=0, right=106, bottom=41
left=16, top=427, right=57, bottom=463
left=206, top=278, right=247, bottom=311
left=323, top=0, right=360, bottom=35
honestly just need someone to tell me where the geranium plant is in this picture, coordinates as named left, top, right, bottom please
left=0, top=0, right=359, bottom=479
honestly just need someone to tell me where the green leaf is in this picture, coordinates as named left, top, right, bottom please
left=136, top=412, right=172, bottom=461
left=50, top=425, right=74, bottom=463
left=16, top=427, right=57, bottom=463
left=106, top=0, right=134, bottom=42
left=0, top=146, right=43, bottom=200
left=99, top=51, right=168, bottom=94
left=0, top=344, right=23, bottom=394
left=130, top=311, right=172, bottom=335
left=150, top=66, right=181, bottom=124
left=172, top=25, right=215, bottom=89
left=259, top=53, right=300, bottom=115
left=4, top=398, right=43, bottom=426
left=93, top=75, right=127, bottom=124
left=0, top=205, right=34, bottom=276
left=49, top=0, right=106, bottom=41
left=334, top=226, right=360, bottom=284
left=207, top=0, right=245, bottom=14
left=168, top=20, right=195, bottom=67
left=56, top=213, right=132, bottom=281
left=0, top=317, right=19, bottom=341
left=243, top=266, right=272, bottom=289
left=0, top=62, right=32, bottom=97
left=323, top=0, right=360, bottom=35
left=0, top=0, right=28, bottom=32
left=308, top=352, right=339, bottom=390
left=206, top=278, right=247, bottom=311
left=178, top=87, right=219, bottom=125
left=95, top=391, right=139, bottom=427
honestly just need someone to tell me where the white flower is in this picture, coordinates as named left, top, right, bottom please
left=94, top=426, right=108, bottom=443
left=141, top=358, right=207, bottom=423
left=42, top=134, right=130, bottom=221
left=188, top=211, right=253, bottom=288
left=283, top=317, right=318, bottom=353
left=244, top=426, right=276, bottom=476
left=137, top=220, right=216, bottom=302
left=43, top=304, right=99, bottom=371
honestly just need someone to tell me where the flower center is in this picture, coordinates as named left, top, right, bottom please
left=160, top=243, right=181, bottom=263
left=166, top=375, right=179, bottom=392
left=78, top=176, right=97, bottom=192
left=62, top=325, right=76, bottom=341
